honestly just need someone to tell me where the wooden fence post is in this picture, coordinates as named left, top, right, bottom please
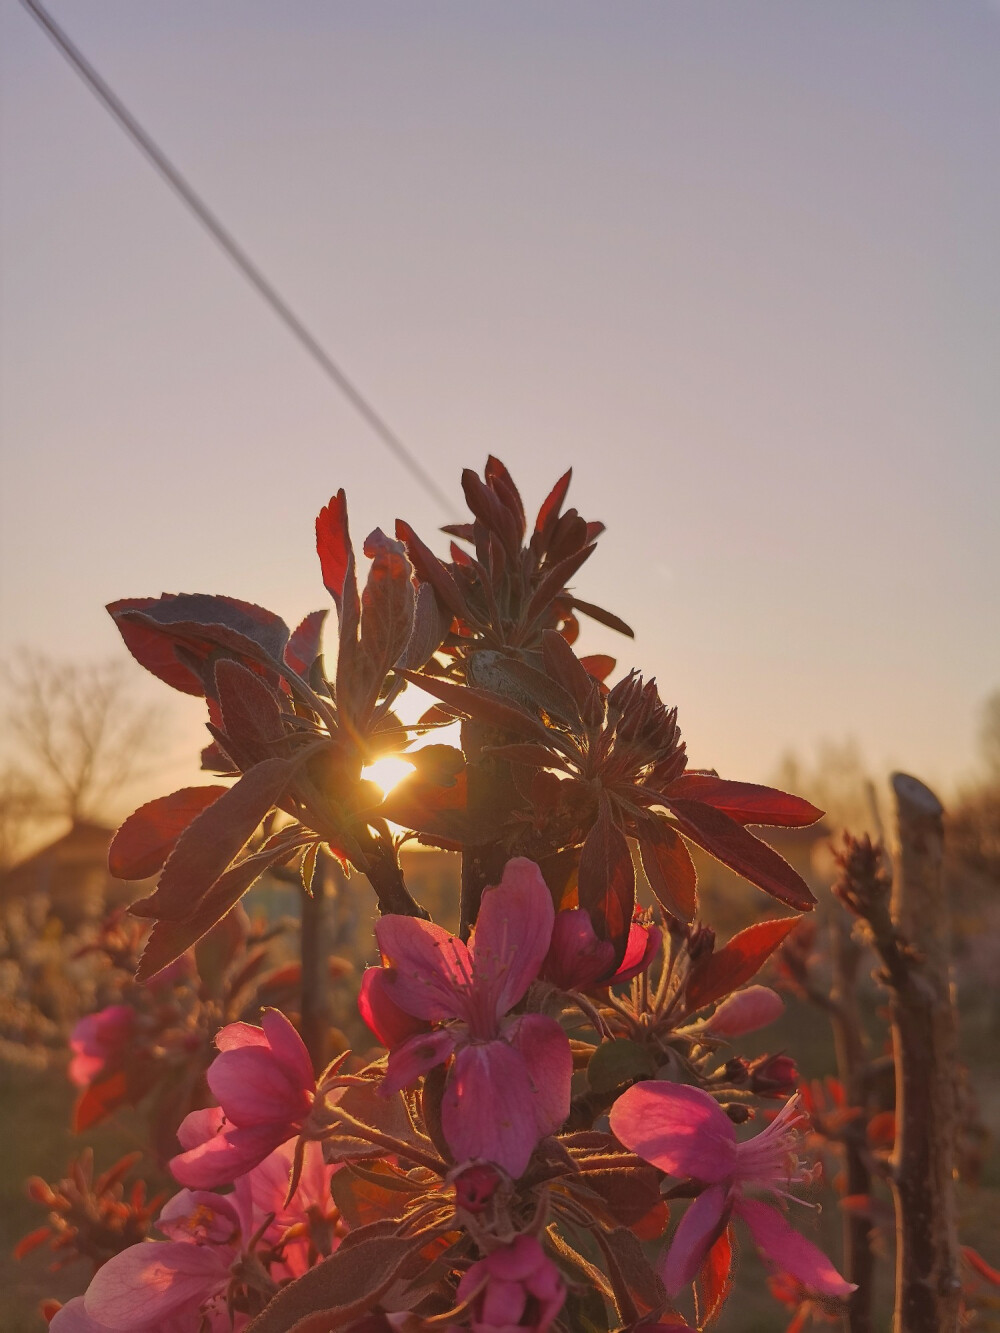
left=887, top=773, right=961, bottom=1332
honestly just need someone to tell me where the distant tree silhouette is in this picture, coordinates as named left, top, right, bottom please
left=1, top=652, right=161, bottom=828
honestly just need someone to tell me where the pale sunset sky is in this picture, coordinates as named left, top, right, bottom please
left=1, top=1, right=998, bottom=812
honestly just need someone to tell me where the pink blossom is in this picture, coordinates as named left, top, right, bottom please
left=456, top=1235, right=565, bottom=1332
left=701, top=986, right=785, bottom=1038
left=170, top=1008, right=315, bottom=1189
left=610, top=1082, right=855, bottom=1300
left=373, top=858, right=572, bottom=1179
left=78, top=1191, right=242, bottom=1332
left=68, top=1006, right=134, bottom=1088
left=59, top=1140, right=335, bottom=1332
left=542, top=908, right=660, bottom=991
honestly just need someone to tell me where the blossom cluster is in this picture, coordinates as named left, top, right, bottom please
left=43, top=860, right=852, bottom=1333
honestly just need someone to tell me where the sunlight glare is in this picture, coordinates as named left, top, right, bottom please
left=361, top=756, right=415, bottom=796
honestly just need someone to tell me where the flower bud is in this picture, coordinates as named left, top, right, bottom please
left=453, top=1162, right=502, bottom=1213
left=749, top=1053, right=799, bottom=1099
left=704, top=986, right=784, bottom=1038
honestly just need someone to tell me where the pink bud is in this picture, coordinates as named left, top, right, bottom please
left=453, top=1163, right=502, bottom=1213
left=704, top=986, right=784, bottom=1037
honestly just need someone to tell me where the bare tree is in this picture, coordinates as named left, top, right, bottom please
left=1, top=652, right=162, bottom=825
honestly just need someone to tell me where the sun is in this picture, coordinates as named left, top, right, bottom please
left=361, top=756, right=415, bottom=796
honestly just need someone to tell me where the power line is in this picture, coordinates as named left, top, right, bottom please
left=18, top=0, right=455, bottom=518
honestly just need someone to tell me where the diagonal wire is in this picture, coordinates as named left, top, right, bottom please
left=18, top=0, right=455, bottom=518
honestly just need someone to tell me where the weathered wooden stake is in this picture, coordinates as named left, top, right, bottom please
left=887, top=773, right=961, bottom=1333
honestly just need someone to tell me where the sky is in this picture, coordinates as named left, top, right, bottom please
left=1, top=1, right=998, bottom=811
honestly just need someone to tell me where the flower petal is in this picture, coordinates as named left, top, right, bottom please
left=215, top=1021, right=270, bottom=1053
left=358, top=967, right=431, bottom=1046
left=175, top=1105, right=225, bottom=1152
left=374, top=915, right=472, bottom=1022
left=470, top=859, right=555, bottom=1017
left=207, top=1047, right=310, bottom=1126
left=380, top=1027, right=458, bottom=1096
left=660, top=1184, right=730, bottom=1297
left=169, top=1122, right=286, bottom=1189
left=609, top=1082, right=737, bottom=1182
left=503, top=1013, right=572, bottom=1138
left=261, top=1008, right=314, bottom=1089
left=736, top=1198, right=856, bottom=1298
left=85, top=1240, right=229, bottom=1329
left=543, top=909, right=616, bottom=990
left=442, top=1040, right=542, bottom=1178
left=49, top=1298, right=110, bottom=1332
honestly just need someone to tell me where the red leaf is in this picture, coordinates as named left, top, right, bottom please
left=462, top=468, right=520, bottom=553
left=523, top=544, right=597, bottom=630
left=109, top=786, right=228, bottom=880
left=569, top=596, right=635, bottom=639
left=696, top=1225, right=734, bottom=1327
left=578, top=800, right=636, bottom=959
left=579, top=653, right=616, bottom=682
left=73, top=1071, right=130, bottom=1131
left=315, top=491, right=353, bottom=608
left=395, top=519, right=471, bottom=623
left=637, top=820, right=698, bottom=922
left=132, top=759, right=295, bottom=922
left=285, top=610, right=328, bottom=676
left=665, top=799, right=817, bottom=911
left=399, top=583, right=450, bottom=670
left=135, top=844, right=290, bottom=982
left=542, top=629, right=600, bottom=713
left=534, top=468, right=572, bottom=539
left=107, top=599, right=203, bottom=695
left=352, top=528, right=414, bottom=714
left=215, top=659, right=285, bottom=750
left=485, top=455, right=526, bottom=535
left=665, top=774, right=822, bottom=828
left=686, top=917, right=801, bottom=1012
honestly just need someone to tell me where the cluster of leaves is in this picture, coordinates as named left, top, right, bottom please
left=106, top=459, right=818, bottom=978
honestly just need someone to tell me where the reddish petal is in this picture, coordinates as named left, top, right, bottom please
left=169, top=1122, right=285, bottom=1189
left=609, top=1082, right=737, bottom=1182
left=358, top=967, right=431, bottom=1047
left=503, top=1013, right=572, bottom=1137
left=261, top=1008, right=314, bottom=1089
left=374, top=916, right=472, bottom=1022
left=660, top=1184, right=730, bottom=1296
left=736, top=1198, right=856, bottom=1297
left=48, top=1297, right=108, bottom=1332
left=470, top=858, right=555, bottom=1017
left=380, top=1028, right=458, bottom=1095
left=175, top=1106, right=225, bottom=1152
left=215, top=1022, right=269, bottom=1053
left=543, top=908, right=616, bottom=990
left=85, top=1240, right=228, bottom=1329
left=207, top=1048, right=310, bottom=1126
left=613, top=920, right=662, bottom=984
left=442, top=1041, right=542, bottom=1178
